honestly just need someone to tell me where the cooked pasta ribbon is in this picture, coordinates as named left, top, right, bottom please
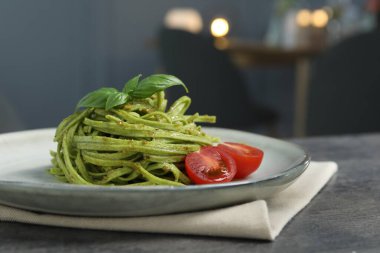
left=50, top=91, right=218, bottom=186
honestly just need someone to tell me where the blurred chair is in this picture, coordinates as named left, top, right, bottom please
left=306, top=30, right=380, bottom=136
left=158, top=28, right=278, bottom=133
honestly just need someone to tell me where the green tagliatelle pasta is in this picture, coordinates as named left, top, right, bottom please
left=50, top=91, right=219, bottom=186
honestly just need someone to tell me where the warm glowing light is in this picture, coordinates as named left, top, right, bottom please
left=296, top=9, right=312, bottom=27
left=210, top=18, right=229, bottom=37
left=311, top=9, right=329, bottom=28
left=164, top=8, right=203, bottom=33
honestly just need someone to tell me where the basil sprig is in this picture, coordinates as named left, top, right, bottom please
left=77, top=74, right=188, bottom=110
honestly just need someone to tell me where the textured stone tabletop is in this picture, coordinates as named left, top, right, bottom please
left=1, top=133, right=379, bottom=253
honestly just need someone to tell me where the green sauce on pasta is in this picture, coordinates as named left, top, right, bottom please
left=50, top=91, right=219, bottom=186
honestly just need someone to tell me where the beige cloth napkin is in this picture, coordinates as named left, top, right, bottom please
left=0, top=161, right=337, bottom=240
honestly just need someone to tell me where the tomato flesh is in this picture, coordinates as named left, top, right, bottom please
left=216, top=142, right=263, bottom=179
left=185, top=146, right=236, bottom=184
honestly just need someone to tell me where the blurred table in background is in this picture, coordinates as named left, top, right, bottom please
left=219, top=39, right=324, bottom=137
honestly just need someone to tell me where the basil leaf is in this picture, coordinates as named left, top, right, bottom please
left=76, top=87, right=118, bottom=109
left=122, top=74, right=141, bottom=94
left=129, top=74, right=188, bottom=99
left=76, top=74, right=188, bottom=110
left=105, top=92, right=128, bottom=110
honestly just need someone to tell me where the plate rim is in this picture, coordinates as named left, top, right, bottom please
left=0, top=127, right=311, bottom=193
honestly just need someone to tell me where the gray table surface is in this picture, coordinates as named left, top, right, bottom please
left=1, top=133, right=379, bottom=253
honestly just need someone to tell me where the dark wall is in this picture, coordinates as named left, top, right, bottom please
left=0, top=0, right=361, bottom=134
left=0, top=0, right=275, bottom=132
left=0, top=0, right=96, bottom=130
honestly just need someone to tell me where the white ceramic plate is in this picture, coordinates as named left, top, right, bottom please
left=0, top=128, right=309, bottom=217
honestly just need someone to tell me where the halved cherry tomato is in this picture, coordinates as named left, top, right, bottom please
left=216, top=142, right=263, bottom=179
left=185, top=146, right=236, bottom=184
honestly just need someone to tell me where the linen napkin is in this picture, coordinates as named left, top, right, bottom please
left=0, top=161, right=337, bottom=240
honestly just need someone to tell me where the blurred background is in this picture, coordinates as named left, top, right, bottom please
left=1, top=0, right=379, bottom=137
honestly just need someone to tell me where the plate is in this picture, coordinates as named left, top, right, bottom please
left=0, top=128, right=310, bottom=217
